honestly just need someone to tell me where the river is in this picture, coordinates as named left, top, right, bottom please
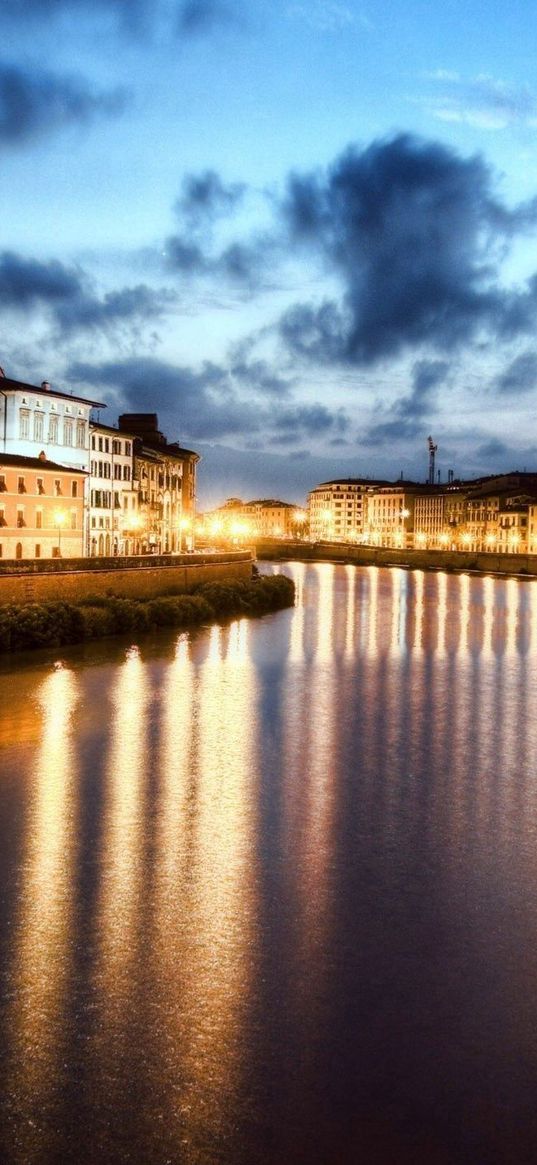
left=1, top=562, right=537, bottom=1164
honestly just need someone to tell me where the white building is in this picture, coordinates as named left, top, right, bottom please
left=0, top=370, right=103, bottom=472
left=89, top=422, right=139, bottom=556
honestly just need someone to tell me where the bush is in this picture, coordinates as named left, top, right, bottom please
left=0, top=573, right=295, bottom=654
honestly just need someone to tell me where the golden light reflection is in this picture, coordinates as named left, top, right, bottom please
left=6, top=665, right=79, bottom=1163
left=169, top=619, right=258, bottom=1156
left=280, top=564, right=337, bottom=1093
left=344, top=564, right=356, bottom=659
left=92, top=645, right=150, bottom=1061
left=365, top=566, right=379, bottom=658
left=288, top=561, right=306, bottom=664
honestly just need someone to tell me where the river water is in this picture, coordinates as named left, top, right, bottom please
left=1, top=562, right=537, bottom=1164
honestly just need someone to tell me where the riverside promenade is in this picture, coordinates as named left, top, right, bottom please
left=0, top=551, right=253, bottom=605
left=255, top=539, right=537, bottom=577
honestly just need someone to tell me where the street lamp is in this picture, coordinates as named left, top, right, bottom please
left=127, top=513, right=144, bottom=555
left=179, top=516, right=191, bottom=552
left=53, top=509, right=66, bottom=557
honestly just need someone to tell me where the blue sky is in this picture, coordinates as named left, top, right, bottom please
left=3, top=0, right=537, bottom=505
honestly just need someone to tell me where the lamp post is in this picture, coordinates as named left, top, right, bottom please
left=179, top=516, right=191, bottom=553
left=54, top=509, right=66, bottom=557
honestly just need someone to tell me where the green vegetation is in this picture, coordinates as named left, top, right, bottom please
left=0, top=574, right=295, bottom=654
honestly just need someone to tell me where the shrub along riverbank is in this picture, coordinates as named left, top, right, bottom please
left=0, top=574, right=295, bottom=654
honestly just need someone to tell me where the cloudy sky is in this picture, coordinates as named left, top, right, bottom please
left=3, top=0, right=537, bottom=504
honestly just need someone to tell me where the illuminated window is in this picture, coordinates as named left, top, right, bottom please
left=36, top=510, right=43, bottom=529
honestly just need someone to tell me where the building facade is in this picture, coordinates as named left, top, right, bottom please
left=308, top=480, right=386, bottom=543
left=89, top=422, right=139, bottom=556
left=0, top=452, right=86, bottom=559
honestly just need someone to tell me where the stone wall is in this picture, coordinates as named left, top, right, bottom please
left=0, top=552, right=252, bottom=605
left=255, top=539, right=537, bottom=577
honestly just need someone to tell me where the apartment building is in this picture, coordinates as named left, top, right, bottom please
left=0, top=369, right=103, bottom=471
left=201, top=497, right=301, bottom=541
left=0, top=452, right=86, bottom=559
left=308, top=480, right=387, bottom=542
left=118, top=415, right=199, bottom=554
left=89, top=422, right=139, bottom=555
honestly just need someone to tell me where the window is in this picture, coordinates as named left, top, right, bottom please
left=112, top=439, right=121, bottom=454
left=104, top=462, right=111, bottom=479
left=114, top=491, right=121, bottom=509
left=91, top=435, right=96, bottom=450
left=64, top=420, right=73, bottom=446
left=34, top=412, right=44, bottom=441
left=37, top=477, right=45, bottom=495
left=36, top=509, right=43, bottom=529
left=71, top=511, right=77, bottom=530
left=49, top=415, right=58, bottom=443
left=19, top=409, right=30, bottom=439
left=17, top=509, right=25, bottom=528
left=124, top=442, right=131, bottom=456
left=105, top=438, right=109, bottom=453
left=123, top=465, right=131, bottom=481
left=76, top=420, right=86, bottom=448
left=0, top=475, right=5, bottom=492
left=0, top=508, right=6, bottom=528
left=18, top=477, right=26, bottom=494
left=98, top=437, right=103, bottom=452
left=35, top=545, right=41, bottom=558
left=71, top=480, right=78, bottom=498
left=114, top=463, right=121, bottom=480
left=55, top=479, right=62, bottom=497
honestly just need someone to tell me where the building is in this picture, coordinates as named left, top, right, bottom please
left=0, top=369, right=103, bottom=471
left=363, top=482, right=421, bottom=547
left=89, top=422, right=139, bottom=556
left=200, top=497, right=304, bottom=542
left=0, top=452, right=86, bottom=559
left=118, top=414, right=199, bottom=554
left=308, top=480, right=387, bottom=542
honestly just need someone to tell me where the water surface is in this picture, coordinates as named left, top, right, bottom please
left=1, top=563, right=537, bottom=1164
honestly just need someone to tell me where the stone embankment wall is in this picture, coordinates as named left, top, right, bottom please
left=0, top=552, right=253, bottom=605
left=256, top=540, right=537, bottom=577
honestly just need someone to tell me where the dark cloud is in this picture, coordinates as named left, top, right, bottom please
left=495, top=350, right=537, bottom=395
left=277, top=403, right=347, bottom=436
left=398, top=359, right=449, bottom=418
left=177, top=0, right=241, bottom=35
left=230, top=358, right=292, bottom=397
left=176, top=169, right=246, bottom=228
left=280, top=133, right=537, bottom=366
left=475, top=438, right=510, bottom=459
left=67, top=355, right=347, bottom=445
left=0, top=63, right=126, bottom=144
left=0, top=251, right=173, bottom=336
left=365, top=359, right=449, bottom=445
left=164, top=231, right=269, bottom=289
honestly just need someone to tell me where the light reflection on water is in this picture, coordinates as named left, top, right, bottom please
left=2, top=563, right=537, bottom=1163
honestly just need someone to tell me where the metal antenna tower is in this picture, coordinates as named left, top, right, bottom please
left=427, top=435, right=438, bottom=485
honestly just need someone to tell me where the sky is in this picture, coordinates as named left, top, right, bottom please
left=3, top=0, right=537, bottom=506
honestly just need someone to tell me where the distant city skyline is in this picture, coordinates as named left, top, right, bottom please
left=3, top=0, right=537, bottom=505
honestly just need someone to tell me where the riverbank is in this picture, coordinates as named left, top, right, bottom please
left=255, top=539, right=537, bottom=577
left=0, top=574, right=295, bottom=653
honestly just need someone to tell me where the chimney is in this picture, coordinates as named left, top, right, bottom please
left=38, top=450, right=47, bottom=462
left=41, top=380, right=51, bottom=392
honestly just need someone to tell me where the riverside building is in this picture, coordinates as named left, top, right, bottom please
left=0, top=452, right=86, bottom=559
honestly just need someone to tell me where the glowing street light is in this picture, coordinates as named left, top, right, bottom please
left=53, top=509, right=66, bottom=556
left=179, top=516, right=192, bottom=552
